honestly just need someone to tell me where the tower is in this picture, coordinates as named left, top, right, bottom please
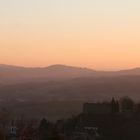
left=111, top=98, right=119, bottom=113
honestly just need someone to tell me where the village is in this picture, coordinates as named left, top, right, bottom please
left=0, top=97, right=139, bottom=140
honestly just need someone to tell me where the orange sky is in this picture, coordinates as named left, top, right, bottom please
left=0, top=0, right=140, bottom=70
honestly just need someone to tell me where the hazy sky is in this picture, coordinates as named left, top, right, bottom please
left=0, top=0, right=140, bottom=70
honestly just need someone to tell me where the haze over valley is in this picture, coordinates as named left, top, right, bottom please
left=1, top=64, right=140, bottom=119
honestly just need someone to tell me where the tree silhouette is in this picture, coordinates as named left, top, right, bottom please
left=120, top=97, right=134, bottom=113
left=39, top=118, right=52, bottom=140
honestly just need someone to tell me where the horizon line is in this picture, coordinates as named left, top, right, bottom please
left=0, top=63, right=140, bottom=72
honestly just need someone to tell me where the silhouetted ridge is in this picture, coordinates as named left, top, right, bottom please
left=1, top=64, right=140, bottom=84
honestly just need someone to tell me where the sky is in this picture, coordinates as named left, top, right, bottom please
left=0, top=0, right=140, bottom=70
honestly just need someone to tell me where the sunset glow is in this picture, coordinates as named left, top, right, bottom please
left=0, top=0, right=140, bottom=70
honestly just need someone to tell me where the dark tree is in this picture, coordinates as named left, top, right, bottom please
left=39, top=118, right=52, bottom=140
left=111, top=98, right=119, bottom=113
left=120, top=96, right=134, bottom=113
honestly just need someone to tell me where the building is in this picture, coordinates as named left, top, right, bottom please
left=83, top=103, right=111, bottom=114
left=83, top=98, right=119, bottom=114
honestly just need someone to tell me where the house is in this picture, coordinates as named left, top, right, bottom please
left=83, top=98, right=119, bottom=114
left=83, top=103, right=111, bottom=114
left=68, top=132, right=96, bottom=140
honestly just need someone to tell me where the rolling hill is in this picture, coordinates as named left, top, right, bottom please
left=1, top=64, right=140, bottom=85
left=1, top=64, right=140, bottom=119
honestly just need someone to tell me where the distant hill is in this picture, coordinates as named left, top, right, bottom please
left=0, top=64, right=97, bottom=84
left=1, top=64, right=140, bottom=84
left=1, top=64, right=140, bottom=119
